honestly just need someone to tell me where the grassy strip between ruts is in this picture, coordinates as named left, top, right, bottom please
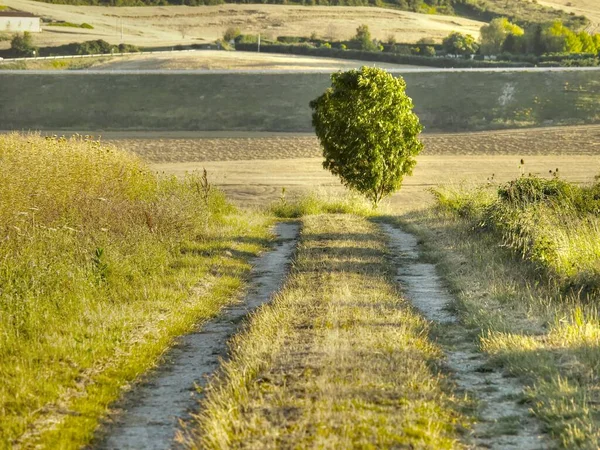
left=182, top=213, right=468, bottom=449
left=398, top=203, right=600, bottom=449
left=0, top=133, right=273, bottom=448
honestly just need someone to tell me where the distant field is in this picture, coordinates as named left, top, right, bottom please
left=90, top=51, right=420, bottom=71
left=0, top=0, right=485, bottom=50
left=539, top=0, right=600, bottom=32
left=0, top=51, right=420, bottom=70
left=1, top=70, right=599, bottom=132
left=100, top=125, right=600, bottom=210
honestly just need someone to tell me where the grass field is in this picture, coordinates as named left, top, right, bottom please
left=0, top=133, right=274, bottom=448
left=0, top=0, right=485, bottom=50
left=3, top=122, right=600, bottom=448
left=400, top=172, right=600, bottom=447
left=183, top=214, right=467, bottom=449
left=1, top=71, right=599, bottom=133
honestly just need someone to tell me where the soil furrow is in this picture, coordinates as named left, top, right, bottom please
left=95, top=222, right=299, bottom=450
left=381, top=223, right=549, bottom=450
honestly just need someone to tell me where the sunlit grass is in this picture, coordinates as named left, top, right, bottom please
left=0, top=133, right=272, bottom=448
left=182, top=214, right=467, bottom=449
left=403, top=175, right=600, bottom=448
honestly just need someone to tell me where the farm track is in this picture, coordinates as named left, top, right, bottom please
left=95, top=223, right=299, bottom=450
left=382, top=223, right=548, bottom=449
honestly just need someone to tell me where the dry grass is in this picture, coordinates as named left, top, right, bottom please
left=89, top=50, right=418, bottom=71
left=399, top=184, right=600, bottom=448
left=183, top=214, right=467, bottom=448
left=0, top=133, right=273, bottom=448
left=0, top=0, right=485, bottom=49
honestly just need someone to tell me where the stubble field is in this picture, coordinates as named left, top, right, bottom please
left=100, top=125, right=600, bottom=210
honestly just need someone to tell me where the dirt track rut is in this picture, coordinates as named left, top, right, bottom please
left=382, top=223, right=548, bottom=450
left=96, top=222, right=299, bottom=450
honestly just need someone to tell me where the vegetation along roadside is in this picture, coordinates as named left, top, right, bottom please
left=0, top=133, right=274, bottom=448
left=397, top=172, right=600, bottom=448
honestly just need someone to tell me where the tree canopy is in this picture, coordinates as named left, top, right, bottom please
left=310, top=67, right=423, bottom=206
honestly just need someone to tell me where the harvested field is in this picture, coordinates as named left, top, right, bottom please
left=0, top=0, right=485, bottom=49
left=86, top=125, right=600, bottom=211
left=90, top=51, right=419, bottom=71
left=99, top=125, right=600, bottom=162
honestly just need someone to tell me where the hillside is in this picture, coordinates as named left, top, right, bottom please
left=0, top=0, right=486, bottom=48
left=7, top=0, right=589, bottom=29
left=539, top=0, right=600, bottom=32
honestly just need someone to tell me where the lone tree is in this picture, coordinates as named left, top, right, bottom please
left=310, top=67, right=423, bottom=207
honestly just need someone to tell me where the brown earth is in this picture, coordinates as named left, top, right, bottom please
left=91, top=125, right=600, bottom=211
left=0, top=0, right=485, bottom=49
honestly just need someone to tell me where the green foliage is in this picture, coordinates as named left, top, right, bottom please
left=310, top=67, right=423, bottom=206
left=442, top=31, right=479, bottom=55
left=0, top=133, right=270, bottom=447
left=480, top=18, right=523, bottom=55
left=269, top=190, right=376, bottom=218
left=353, top=24, right=377, bottom=52
left=434, top=175, right=600, bottom=297
left=10, top=32, right=37, bottom=57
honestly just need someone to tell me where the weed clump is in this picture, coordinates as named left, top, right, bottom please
left=433, top=174, right=600, bottom=297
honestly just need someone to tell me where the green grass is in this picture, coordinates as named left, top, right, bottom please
left=0, top=133, right=273, bottom=448
left=269, top=189, right=377, bottom=218
left=399, top=176, right=600, bottom=448
left=434, top=176, right=600, bottom=296
left=182, top=214, right=468, bottom=448
left=0, top=71, right=599, bottom=132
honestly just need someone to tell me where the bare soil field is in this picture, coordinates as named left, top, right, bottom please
left=0, top=0, right=485, bottom=49
left=95, top=125, right=600, bottom=211
left=90, top=50, right=419, bottom=71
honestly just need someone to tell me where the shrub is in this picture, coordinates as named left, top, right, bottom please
left=352, top=24, right=377, bottom=52
left=10, top=32, right=37, bottom=57
left=310, top=67, right=423, bottom=206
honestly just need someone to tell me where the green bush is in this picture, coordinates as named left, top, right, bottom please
left=10, top=32, right=37, bottom=57
left=498, top=176, right=577, bottom=205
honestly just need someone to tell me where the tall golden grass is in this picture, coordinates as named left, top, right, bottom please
left=0, top=133, right=270, bottom=447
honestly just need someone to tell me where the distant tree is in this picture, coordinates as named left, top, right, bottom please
left=310, top=67, right=424, bottom=206
left=578, top=32, right=596, bottom=53
left=10, top=32, right=37, bottom=57
left=223, top=27, right=241, bottom=42
left=353, top=24, right=377, bottom=51
left=442, top=31, right=479, bottom=55
left=594, top=34, right=600, bottom=52
left=480, top=18, right=524, bottom=55
left=414, top=37, right=436, bottom=56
